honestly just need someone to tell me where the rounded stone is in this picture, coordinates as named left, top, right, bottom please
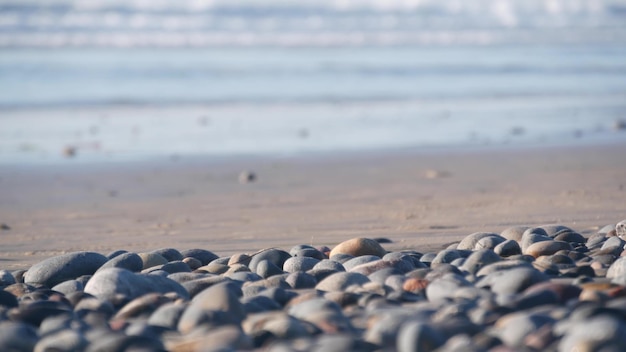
left=558, top=316, right=626, bottom=352
left=475, top=236, right=506, bottom=250
left=607, top=257, right=626, bottom=285
left=150, top=248, right=183, bottom=262
left=0, top=290, right=18, bottom=308
left=430, top=250, right=462, bottom=266
left=494, top=239, right=522, bottom=257
left=0, top=270, right=16, bottom=287
left=500, top=226, right=530, bottom=242
left=0, top=322, right=39, bottom=351
left=255, top=259, right=285, bottom=279
left=554, top=231, right=586, bottom=244
left=461, top=249, right=501, bottom=275
left=84, top=268, right=189, bottom=303
left=315, top=272, right=370, bottom=292
left=342, top=255, right=381, bottom=271
left=329, top=238, right=387, bottom=258
left=24, top=252, right=108, bottom=287
left=476, top=267, right=549, bottom=295
left=497, top=313, right=554, bottom=347
left=283, top=257, right=320, bottom=273
left=180, top=248, right=219, bottom=265
left=285, top=272, right=317, bottom=289
left=312, top=259, right=345, bottom=272
left=137, top=252, right=169, bottom=270
left=457, top=232, right=501, bottom=250
left=616, top=220, right=626, bottom=238
left=397, top=320, right=445, bottom=352
left=97, top=252, right=144, bottom=273
left=526, top=240, right=573, bottom=258
left=51, top=280, right=84, bottom=296
left=34, top=329, right=88, bottom=352
left=189, top=281, right=245, bottom=322
left=147, top=302, right=186, bottom=329
left=425, top=273, right=472, bottom=303
left=248, top=249, right=292, bottom=273
left=520, top=231, right=552, bottom=253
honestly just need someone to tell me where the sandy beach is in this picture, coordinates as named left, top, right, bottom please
left=1, top=141, right=625, bottom=270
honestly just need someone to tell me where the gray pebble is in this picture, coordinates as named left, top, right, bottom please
left=476, top=267, right=548, bottom=295
left=0, top=321, right=39, bottom=351
left=315, top=272, right=370, bottom=292
left=461, top=249, right=501, bottom=275
left=494, top=239, right=522, bottom=257
left=457, top=232, right=501, bottom=250
left=97, top=252, right=144, bottom=273
left=312, top=259, right=345, bottom=272
left=283, top=256, right=320, bottom=273
left=180, top=248, right=219, bottom=265
left=256, top=259, right=285, bottom=278
left=84, top=268, right=189, bottom=303
left=52, top=280, right=84, bottom=296
left=397, top=320, right=446, bottom=352
left=34, top=329, right=88, bottom=352
left=248, top=249, right=292, bottom=273
left=24, top=252, right=108, bottom=287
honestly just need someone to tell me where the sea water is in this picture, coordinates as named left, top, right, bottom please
left=1, top=0, right=626, bottom=163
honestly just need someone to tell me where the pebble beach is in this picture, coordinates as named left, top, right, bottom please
left=2, top=222, right=626, bottom=351
left=1, top=142, right=626, bottom=351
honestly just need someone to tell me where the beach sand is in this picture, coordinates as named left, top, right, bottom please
left=1, top=142, right=625, bottom=270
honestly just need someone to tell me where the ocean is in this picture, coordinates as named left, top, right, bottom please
left=1, top=0, right=626, bottom=163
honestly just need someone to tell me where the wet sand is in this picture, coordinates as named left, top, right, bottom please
left=1, top=142, right=625, bottom=270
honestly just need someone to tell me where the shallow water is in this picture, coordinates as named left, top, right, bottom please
left=1, top=0, right=625, bottom=163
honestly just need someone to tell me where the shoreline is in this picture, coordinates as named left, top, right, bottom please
left=1, top=141, right=625, bottom=269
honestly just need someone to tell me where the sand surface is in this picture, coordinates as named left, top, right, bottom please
left=1, top=142, right=625, bottom=270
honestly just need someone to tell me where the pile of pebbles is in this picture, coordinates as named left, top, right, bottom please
left=2, top=220, right=626, bottom=351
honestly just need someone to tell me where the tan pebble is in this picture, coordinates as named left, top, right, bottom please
left=228, top=253, right=251, bottom=266
left=402, top=278, right=429, bottom=293
left=525, top=240, right=572, bottom=258
left=329, top=237, right=387, bottom=258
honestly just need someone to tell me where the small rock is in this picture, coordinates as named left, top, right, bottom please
left=151, top=248, right=183, bottom=262
left=457, top=232, right=502, bottom=250
left=239, top=171, right=256, bottom=184
left=476, top=267, right=548, bottom=295
left=24, top=252, right=108, bottom=287
left=98, top=252, right=144, bottom=273
left=500, top=226, right=530, bottom=242
left=397, top=321, right=446, bottom=352
left=315, top=272, right=370, bottom=292
left=84, top=268, right=189, bottom=303
left=248, top=249, right=291, bottom=273
left=180, top=248, right=219, bottom=265
left=0, top=321, right=39, bottom=351
left=283, top=256, right=320, bottom=273
left=0, top=223, right=10, bottom=230
left=34, top=329, right=88, bottom=352
left=494, top=239, right=522, bottom=257
left=329, top=238, right=387, bottom=258
left=137, top=252, right=169, bottom=270
left=616, top=220, right=626, bottom=238
left=525, top=240, right=573, bottom=258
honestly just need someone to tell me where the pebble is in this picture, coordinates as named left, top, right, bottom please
left=329, top=237, right=387, bottom=258
left=24, top=252, right=108, bottom=287
left=525, top=240, right=573, bottom=258
left=98, top=252, right=144, bottom=272
left=84, top=268, right=189, bottom=303
left=283, top=256, right=319, bottom=273
left=6, top=223, right=626, bottom=351
left=315, top=272, right=370, bottom=292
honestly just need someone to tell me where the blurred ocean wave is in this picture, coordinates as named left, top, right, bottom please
left=1, top=0, right=625, bottom=48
